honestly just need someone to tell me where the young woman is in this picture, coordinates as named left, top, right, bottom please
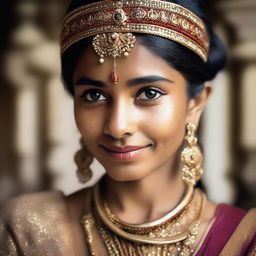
left=1, top=0, right=255, bottom=255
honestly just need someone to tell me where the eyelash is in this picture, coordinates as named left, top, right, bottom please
left=79, top=87, right=166, bottom=103
left=80, top=89, right=107, bottom=102
left=136, top=87, right=166, bottom=101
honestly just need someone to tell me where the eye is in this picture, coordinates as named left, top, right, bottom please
left=136, top=87, right=165, bottom=101
left=80, top=89, right=107, bottom=102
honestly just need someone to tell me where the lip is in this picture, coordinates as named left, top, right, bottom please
left=101, top=145, right=150, bottom=161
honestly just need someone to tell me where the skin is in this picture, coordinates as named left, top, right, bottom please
left=68, top=40, right=216, bottom=255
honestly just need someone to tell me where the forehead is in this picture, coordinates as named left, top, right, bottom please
left=73, top=41, right=186, bottom=86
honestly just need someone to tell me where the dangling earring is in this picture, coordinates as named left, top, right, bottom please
left=74, top=138, right=93, bottom=183
left=181, top=123, right=203, bottom=186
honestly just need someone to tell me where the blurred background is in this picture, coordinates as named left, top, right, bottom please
left=0, top=0, right=255, bottom=209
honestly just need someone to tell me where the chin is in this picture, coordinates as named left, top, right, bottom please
left=104, top=166, right=149, bottom=183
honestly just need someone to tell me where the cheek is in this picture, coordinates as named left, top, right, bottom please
left=74, top=102, right=105, bottom=140
left=141, top=96, right=187, bottom=141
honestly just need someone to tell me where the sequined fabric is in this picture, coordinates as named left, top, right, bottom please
left=1, top=187, right=255, bottom=256
left=0, top=191, right=76, bottom=256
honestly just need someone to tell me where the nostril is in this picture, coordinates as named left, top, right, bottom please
left=103, top=120, right=134, bottom=139
left=104, top=131, right=132, bottom=140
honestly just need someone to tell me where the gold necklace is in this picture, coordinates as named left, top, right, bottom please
left=82, top=184, right=206, bottom=256
left=102, top=183, right=194, bottom=230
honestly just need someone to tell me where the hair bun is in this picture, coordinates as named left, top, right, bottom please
left=205, top=27, right=227, bottom=81
left=175, top=0, right=227, bottom=81
left=175, top=0, right=202, bottom=16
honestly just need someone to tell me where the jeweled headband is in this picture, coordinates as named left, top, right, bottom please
left=61, top=0, right=210, bottom=84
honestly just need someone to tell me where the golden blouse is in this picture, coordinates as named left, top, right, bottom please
left=0, top=190, right=80, bottom=256
left=1, top=187, right=255, bottom=256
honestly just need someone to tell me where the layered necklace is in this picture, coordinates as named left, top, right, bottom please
left=82, top=183, right=206, bottom=256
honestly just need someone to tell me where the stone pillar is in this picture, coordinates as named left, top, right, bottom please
left=202, top=73, right=234, bottom=203
left=214, top=0, right=256, bottom=208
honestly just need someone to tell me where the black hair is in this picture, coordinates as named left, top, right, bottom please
left=61, top=0, right=227, bottom=98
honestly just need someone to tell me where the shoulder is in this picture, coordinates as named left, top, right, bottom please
left=0, top=190, right=67, bottom=233
left=197, top=204, right=255, bottom=256
left=0, top=190, right=77, bottom=256
left=220, top=207, right=256, bottom=256
left=1, top=187, right=94, bottom=220
left=1, top=190, right=65, bottom=217
left=217, top=209, right=256, bottom=256
left=213, top=203, right=246, bottom=227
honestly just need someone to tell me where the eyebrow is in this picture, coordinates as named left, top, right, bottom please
left=127, top=75, right=173, bottom=86
left=75, top=75, right=174, bottom=87
left=75, top=77, right=105, bottom=87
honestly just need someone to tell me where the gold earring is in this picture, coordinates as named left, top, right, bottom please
left=74, top=138, right=93, bottom=183
left=181, top=123, right=203, bottom=186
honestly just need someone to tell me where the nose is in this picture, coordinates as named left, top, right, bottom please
left=104, top=99, right=137, bottom=139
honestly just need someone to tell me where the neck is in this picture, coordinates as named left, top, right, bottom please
left=103, top=163, right=186, bottom=224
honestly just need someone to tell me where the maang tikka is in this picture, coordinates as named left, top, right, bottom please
left=92, top=32, right=136, bottom=85
left=92, top=1, right=136, bottom=85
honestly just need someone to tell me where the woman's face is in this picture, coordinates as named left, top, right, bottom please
left=73, top=41, right=204, bottom=182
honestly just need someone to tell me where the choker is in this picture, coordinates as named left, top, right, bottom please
left=82, top=183, right=206, bottom=255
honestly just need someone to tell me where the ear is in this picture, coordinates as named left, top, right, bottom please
left=185, top=82, right=212, bottom=127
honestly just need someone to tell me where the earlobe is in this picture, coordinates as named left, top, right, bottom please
left=186, top=82, right=212, bottom=126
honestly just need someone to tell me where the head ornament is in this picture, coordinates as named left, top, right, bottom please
left=61, top=0, right=209, bottom=84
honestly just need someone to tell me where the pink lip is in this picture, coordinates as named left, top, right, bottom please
left=101, top=145, right=150, bottom=161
